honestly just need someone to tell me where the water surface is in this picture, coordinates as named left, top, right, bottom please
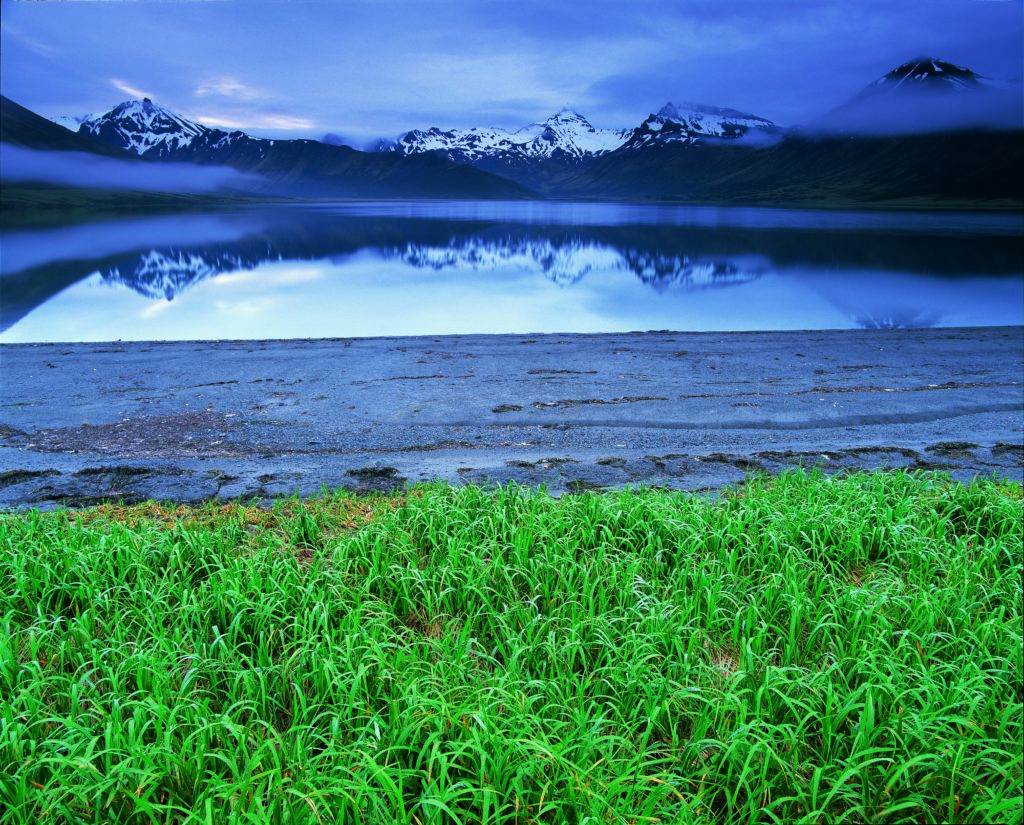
left=2, top=201, right=1021, bottom=342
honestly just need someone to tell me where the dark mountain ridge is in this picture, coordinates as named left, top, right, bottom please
left=549, top=129, right=1024, bottom=206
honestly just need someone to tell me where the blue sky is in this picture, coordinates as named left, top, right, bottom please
left=2, top=0, right=1021, bottom=142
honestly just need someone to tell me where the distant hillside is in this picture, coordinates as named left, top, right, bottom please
left=549, top=130, right=1024, bottom=207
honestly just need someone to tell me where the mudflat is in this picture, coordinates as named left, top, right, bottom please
left=1, top=326, right=1021, bottom=507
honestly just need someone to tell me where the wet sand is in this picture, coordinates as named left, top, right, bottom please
left=1, top=327, right=1021, bottom=507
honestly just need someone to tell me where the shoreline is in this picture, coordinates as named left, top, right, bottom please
left=2, top=326, right=1021, bottom=507
left=3, top=186, right=1022, bottom=231
left=3, top=322, right=1023, bottom=348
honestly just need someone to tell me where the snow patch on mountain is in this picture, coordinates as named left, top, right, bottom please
left=51, top=113, right=95, bottom=133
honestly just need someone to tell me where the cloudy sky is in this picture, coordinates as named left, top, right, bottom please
left=2, top=0, right=1021, bottom=142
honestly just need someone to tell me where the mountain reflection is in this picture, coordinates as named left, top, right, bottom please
left=855, top=311, right=941, bottom=330
left=1, top=205, right=1021, bottom=339
left=101, top=249, right=254, bottom=300
left=89, top=238, right=761, bottom=300
left=3, top=216, right=779, bottom=330
left=389, top=237, right=761, bottom=289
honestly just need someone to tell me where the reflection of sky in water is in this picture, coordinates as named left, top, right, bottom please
left=1, top=203, right=1021, bottom=342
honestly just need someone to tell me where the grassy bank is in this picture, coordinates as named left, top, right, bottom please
left=0, top=185, right=278, bottom=229
left=1, top=471, right=1021, bottom=824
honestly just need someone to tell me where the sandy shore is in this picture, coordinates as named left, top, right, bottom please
left=1, top=327, right=1021, bottom=507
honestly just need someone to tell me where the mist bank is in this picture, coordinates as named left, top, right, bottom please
left=809, top=86, right=1024, bottom=136
left=0, top=144, right=264, bottom=194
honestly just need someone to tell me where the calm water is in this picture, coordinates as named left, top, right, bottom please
left=2, top=201, right=1022, bottom=342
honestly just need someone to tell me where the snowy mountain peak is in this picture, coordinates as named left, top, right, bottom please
left=548, top=107, right=590, bottom=123
left=392, top=109, right=629, bottom=164
left=819, top=57, right=1016, bottom=133
left=873, top=57, right=982, bottom=91
left=656, top=102, right=685, bottom=120
left=96, top=98, right=191, bottom=127
left=78, top=98, right=210, bottom=157
left=622, top=100, right=777, bottom=149
left=656, top=101, right=775, bottom=129
left=533, top=109, right=630, bottom=158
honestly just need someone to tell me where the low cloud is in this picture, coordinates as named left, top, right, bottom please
left=191, top=111, right=316, bottom=130
left=0, top=144, right=263, bottom=193
left=2, top=23, right=59, bottom=57
left=702, top=130, right=783, bottom=148
left=808, top=86, right=1024, bottom=135
left=110, top=78, right=154, bottom=99
left=195, top=76, right=268, bottom=101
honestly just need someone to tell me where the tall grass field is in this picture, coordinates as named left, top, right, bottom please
left=1, top=471, right=1021, bottom=824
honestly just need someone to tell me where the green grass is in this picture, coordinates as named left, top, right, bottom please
left=1, top=471, right=1021, bottom=824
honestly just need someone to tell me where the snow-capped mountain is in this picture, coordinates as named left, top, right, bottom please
left=519, top=109, right=631, bottom=159
left=394, top=125, right=524, bottom=161
left=52, top=99, right=262, bottom=161
left=51, top=98, right=277, bottom=161
left=619, top=102, right=778, bottom=149
left=817, top=57, right=1020, bottom=133
left=75, top=98, right=213, bottom=158
left=43, top=96, right=525, bottom=197
left=391, top=108, right=630, bottom=165
left=862, top=57, right=985, bottom=96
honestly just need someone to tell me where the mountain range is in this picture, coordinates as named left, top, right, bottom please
left=0, top=96, right=526, bottom=200
left=1, top=56, right=1021, bottom=208
left=386, top=108, right=631, bottom=164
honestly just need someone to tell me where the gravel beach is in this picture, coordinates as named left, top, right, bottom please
left=1, top=326, right=1021, bottom=507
